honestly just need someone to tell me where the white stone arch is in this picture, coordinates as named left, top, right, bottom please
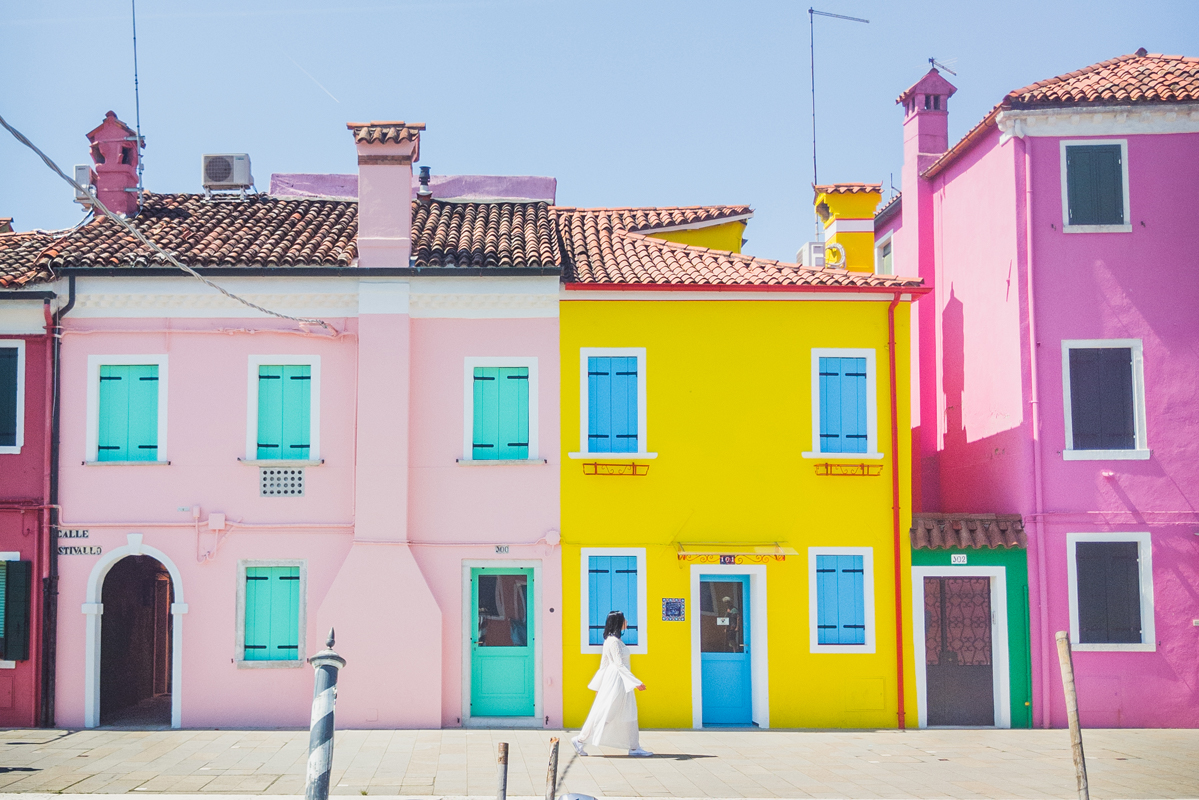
left=82, top=533, right=188, bottom=728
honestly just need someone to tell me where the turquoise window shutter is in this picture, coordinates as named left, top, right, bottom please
left=819, top=357, right=867, bottom=454
left=497, top=367, right=529, bottom=460
left=587, top=555, right=610, bottom=645
left=244, top=566, right=300, bottom=661
left=128, top=365, right=159, bottom=461
left=258, top=365, right=310, bottom=460
left=473, top=367, right=499, bottom=458
left=98, top=365, right=130, bottom=461
left=587, top=356, right=638, bottom=453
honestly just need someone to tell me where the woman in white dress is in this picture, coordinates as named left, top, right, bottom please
left=571, top=611, right=652, bottom=757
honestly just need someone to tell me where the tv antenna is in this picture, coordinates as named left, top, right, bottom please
left=808, top=8, right=868, bottom=239
left=929, top=56, right=958, bottom=76
left=130, top=0, right=146, bottom=212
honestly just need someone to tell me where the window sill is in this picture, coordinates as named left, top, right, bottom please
left=236, top=659, right=306, bottom=669
left=83, top=460, right=170, bottom=466
left=1071, top=642, right=1155, bottom=652
left=0, top=661, right=14, bottom=669
left=568, top=452, right=658, bottom=460
left=1062, top=449, right=1150, bottom=461
left=801, top=452, right=884, bottom=460
left=0, top=447, right=23, bottom=456
left=456, top=458, right=548, bottom=466
left=238, top=458, right=324, bottom=466
left=810, top=644, right=877, bottom=654
left=1062, top=224, right=1132, bottom=234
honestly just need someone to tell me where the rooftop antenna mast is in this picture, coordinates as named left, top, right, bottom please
left=131, top=0, right=145, bottom=213
left=929, top=56, right=958, bottom=76
left=808, top=8, right=868, bottom=240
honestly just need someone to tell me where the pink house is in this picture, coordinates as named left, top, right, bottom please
left=886, top=52, right=1199, bottom=727
left=2, top=113, right=562, bottom=728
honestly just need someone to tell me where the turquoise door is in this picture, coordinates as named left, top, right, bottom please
left=700, top=575, right=752, bottom=726
left=470, top=568, right=534, bottom=717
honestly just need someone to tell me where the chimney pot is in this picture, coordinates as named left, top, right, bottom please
left=349, top=121, right=423, bottom=268
left=85, top=111, right=141, bottom=217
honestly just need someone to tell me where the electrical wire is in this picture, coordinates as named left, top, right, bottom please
left=0, top=112, right=333, bottom=331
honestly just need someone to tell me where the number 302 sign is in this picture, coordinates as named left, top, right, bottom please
left=951, top=553, right=968, bottom=565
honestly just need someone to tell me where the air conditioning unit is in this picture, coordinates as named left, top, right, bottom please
left=796, top=241, right=825, bottom=268
left=73, top=164, right=94, bottom=205
left=201, top=154, right=253, bottom=191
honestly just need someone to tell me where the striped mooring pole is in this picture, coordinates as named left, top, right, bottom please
left=305, top=629, right=346, bottom=800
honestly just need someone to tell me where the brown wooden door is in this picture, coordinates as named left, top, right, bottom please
left=924, top=576, right=994, bottom=726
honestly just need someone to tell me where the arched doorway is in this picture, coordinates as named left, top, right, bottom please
left=99, top=555, right=173, bottom=726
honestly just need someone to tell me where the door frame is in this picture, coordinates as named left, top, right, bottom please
left=461, top=560, right=543, bottom=728
left=689, top=563, right=769, bottom=729
left=911, top=565, right=1010, bottom=729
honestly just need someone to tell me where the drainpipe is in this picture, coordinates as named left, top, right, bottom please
left=41, top=274, right=74, bottom=727
left=1020, top=139, right=1050, bottom=729
left=887, top=291, right=906, bottom=730
left=37, top=298, right=53, bottom=727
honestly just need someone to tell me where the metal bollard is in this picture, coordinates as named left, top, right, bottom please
left=496, top=742, right=509, bottom=800
left=545, top=738, right=559, bottom=800
left=305, top=629, right=346, bottom=800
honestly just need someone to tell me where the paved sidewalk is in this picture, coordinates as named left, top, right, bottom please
left=0, top=727, right=1196, bottom=799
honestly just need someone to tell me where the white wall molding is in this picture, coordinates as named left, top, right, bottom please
left=998, top=103, right=1199, bottom=142
left=409, top=292, right=558, bottom=318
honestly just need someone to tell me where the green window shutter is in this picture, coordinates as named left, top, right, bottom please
left=244, top=566, right=300, bottom=660
left=281, top=366, right=312, bottom=457
left=98, top=365, right=130, bottom=460
left=2, top=561, right=31, bottom=661
left=0, top=347, right=17, bottom=448
left=473, top=367, right=500, bottom=459
left=0, top=564, right=6, bottom=639
left=1066, top=144, right=1123, bottom=225
left=128, top=365, right=159, bottom=461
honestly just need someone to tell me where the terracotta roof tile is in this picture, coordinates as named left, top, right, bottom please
left=0, top=194, right=560, bottom=285
left=910, top=513, right=1027, bottom=550
left=346, top=121, right=426, bottom=145
left=814, top=183, right=881, bottom=196
left=557, top=206, right=924, bottom=290
left=1009, top=51, right=1199, bottom=108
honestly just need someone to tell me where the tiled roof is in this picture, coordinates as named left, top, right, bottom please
left=910, top=514, right=1027, bottom=550
left=1008, top=50, right=1199, bottom=108
left=557, top=206, right=924, bottom=290
left=412, top=200, right=559, bottom=268
left=346, top=121, right=425, bottom=145
left=814, top=183, right=881, bottom=196
left=0, top=194, right=561, bottom=285
left=874, top=193, right=902, bottom=227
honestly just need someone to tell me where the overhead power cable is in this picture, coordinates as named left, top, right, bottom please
left=0, top=112, right=332, bottom=331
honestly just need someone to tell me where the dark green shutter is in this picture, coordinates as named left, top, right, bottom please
left=2, top=561, right=31, bottom=661
left=1066, top=144, right=1123, bottom=226
left=1076, top=541, right=1141, bottom=644
left=1069, top=348, right=1134, bottom=450
left=0, top=347, right=17, bottom=448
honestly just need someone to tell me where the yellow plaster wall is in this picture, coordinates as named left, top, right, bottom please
left=818, top=190, right=881, bottom=272
left=646, top=220, right=746, bottom=253
left=560, top=298, right=917, bottom=730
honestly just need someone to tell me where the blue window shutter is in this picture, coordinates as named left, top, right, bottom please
left=587, top=556, right=611, bottom=645
left=128, top=365, right=159, bottom=461
left=611, top=357, right=638, bottom=453
left=616, top=556, right=639, bottom=645
left=257, top=366, right=283, bottom=459
left=497, top=367, right=529, bottom=460
left=0, top=347, right=17, bottom=448
left=98, top=365, right=130, bottom=461
left=839, top=555, right=866, bottom=644
left=588, top=357, right=612, bottom=452
left=281, top=365, right=311, bottom=457
left=816, top=555, right=839, bottom=644
left=819, top=358, right=842, bottom=453
left=819, top=357, right=868, bottom=454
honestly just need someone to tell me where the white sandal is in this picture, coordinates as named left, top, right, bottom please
left=571, top=736, right=587, bottom=757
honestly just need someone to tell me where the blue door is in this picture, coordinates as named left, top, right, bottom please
left=700, top=575, right=752, bottom=726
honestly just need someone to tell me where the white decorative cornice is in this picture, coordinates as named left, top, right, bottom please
left=74, top=293, right=359, bottom=311
left=408, top=292, right=558, bottom=319
left=998, top=103, right=1199, bottom=143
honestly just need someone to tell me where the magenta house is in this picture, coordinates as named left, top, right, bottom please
left=0, top=113, right=562, bottom=729
left=885, top=51, right=1199, bottom=728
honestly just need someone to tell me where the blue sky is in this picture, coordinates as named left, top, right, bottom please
left=2, top=0, right=1195, bottom=263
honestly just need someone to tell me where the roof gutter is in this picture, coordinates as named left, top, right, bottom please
left=0, top=291, right=57, bottom=300
left=921, top=104, right=1005, bottom=180
left=56, top=266, right=563, bottom=278
left=562, top=282, right=930, bottom=295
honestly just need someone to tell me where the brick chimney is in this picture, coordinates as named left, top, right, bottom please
left=898, top=69, right=957, bottom=174
left=348, top=121, right=424, bottom=268
left=85, top=111, right=141, bottom=218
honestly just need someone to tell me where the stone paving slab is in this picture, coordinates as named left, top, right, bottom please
left=0, top=728, right=1195, bottom=798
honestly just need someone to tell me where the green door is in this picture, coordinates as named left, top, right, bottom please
left=470, top=567, right=534, bottom=717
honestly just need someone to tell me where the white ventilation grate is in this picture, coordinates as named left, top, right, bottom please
left=260, top=467, right=304, bottom=497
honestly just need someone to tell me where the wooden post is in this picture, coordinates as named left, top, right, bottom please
left=496, top=742, right=509, bottom=800
left=545, top=738, right=559, bottom=800
left=1055, top=631, right=1089, bottom=800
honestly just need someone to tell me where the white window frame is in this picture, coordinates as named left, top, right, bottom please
left=1061, top=339, right=1149, bottom=460
left=85, top=354, right=169, bottom=464
left=803, top=348, right=882, bottom=459
left=0, top=340, right=26, bottom=455
left=580, top=547, right=648, bottom=655
left=1066, top=532, right=1155, bottom=652
left=244, top=355, right=321, bottom=464
left=460, top=356, right=540, bottom=463
left=569, top=347, right=655, bottom=459
left=1060, top=139, right=1132, bottom=234
left=235, top=559, right=307, bottom=669
left=808, top=546, right=876, bottom=654
left=874, top=233, right=895, bottom=276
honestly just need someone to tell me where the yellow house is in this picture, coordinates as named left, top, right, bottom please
left=556, top=202, right=928, bottom=730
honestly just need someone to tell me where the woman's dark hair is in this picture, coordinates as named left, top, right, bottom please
left=603, top=610, right=626, bottom=640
